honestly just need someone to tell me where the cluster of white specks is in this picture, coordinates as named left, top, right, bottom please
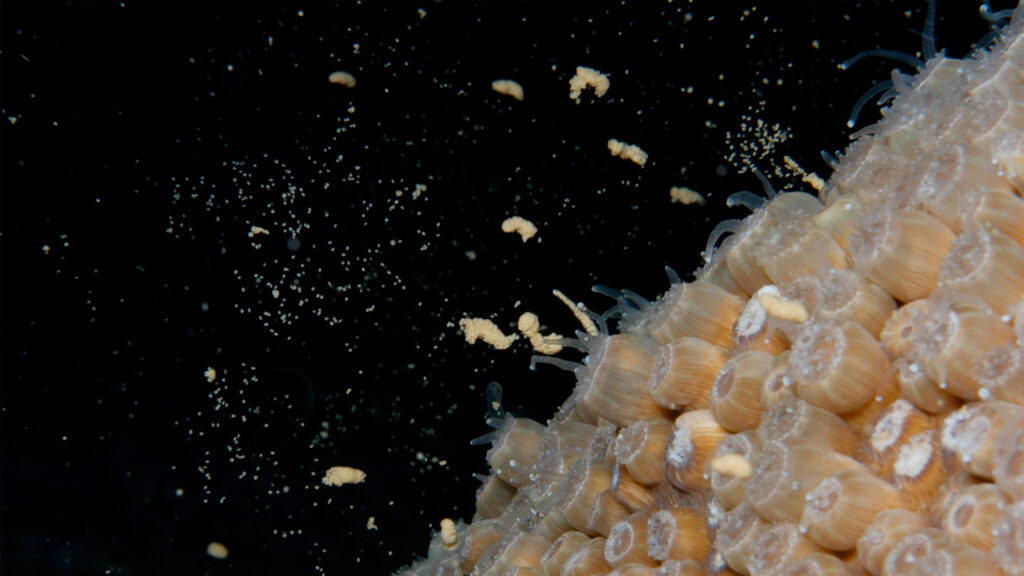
left=163, top=107, right=453, bottom=339
left=723, top=111, right=793, bottom=175
left=412, top=450, right=450, bottom=472
left=176, top=357, right=380, bottom=564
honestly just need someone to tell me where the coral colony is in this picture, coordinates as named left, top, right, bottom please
left=401, top=5, right=1024, bottom=576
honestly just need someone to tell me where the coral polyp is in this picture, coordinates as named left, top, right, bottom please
left=400, top=5, right=1024, bottom=576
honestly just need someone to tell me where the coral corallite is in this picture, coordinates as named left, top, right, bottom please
left=401, top=7, right=1024, bottom=576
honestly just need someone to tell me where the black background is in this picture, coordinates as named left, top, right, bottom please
left=0, top=2, right=1010, bottom=575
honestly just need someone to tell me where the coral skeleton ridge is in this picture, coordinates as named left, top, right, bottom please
left=401, top=7, right=1024, bottom=576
